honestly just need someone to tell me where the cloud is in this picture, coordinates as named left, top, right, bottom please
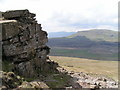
left=0, top=0, right=119, bottom=32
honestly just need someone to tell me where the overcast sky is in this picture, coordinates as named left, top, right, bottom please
left=0, top=0, right=119, bottom=32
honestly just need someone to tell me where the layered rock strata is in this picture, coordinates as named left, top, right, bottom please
left=1, top=10, right=57, bottom=77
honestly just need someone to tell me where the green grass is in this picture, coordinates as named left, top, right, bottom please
left=45, top=73, right=71, bottom=88
left=50, top=56, right=118, bottom=81
left=50, top=48, right=118, bottom=61
left=2, top=60, right=14, bottom=72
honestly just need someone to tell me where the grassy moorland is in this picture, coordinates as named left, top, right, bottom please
left=50, top=48, right=118, bottom=61
left=50, top=56, right=118, bottom=81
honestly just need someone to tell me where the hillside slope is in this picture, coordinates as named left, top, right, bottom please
left=48, top=29, right=118, bottom=61
left=48, top=31, right=75, bottom=38
left=68, top=29, right=118, bottom=42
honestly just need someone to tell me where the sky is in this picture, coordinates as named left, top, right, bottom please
left=0, top=0, right=119, bottom=32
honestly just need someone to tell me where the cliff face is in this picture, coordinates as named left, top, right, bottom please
left=1, top=10, right=57, bottom=77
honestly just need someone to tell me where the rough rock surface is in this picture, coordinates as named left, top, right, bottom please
left=68, top=71, right=118, bottom=89
left=1, top=9, right=58, bottom=77
left=1, top=71, right=23, bottom=89
left=1, top=71, right=49, bottom=89
left=18, top=81, right=49, bottom=89
left=57, top=67, right=118, bottom=89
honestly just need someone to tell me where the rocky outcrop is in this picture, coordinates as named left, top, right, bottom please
left=1, top=9, right=58, bottom=78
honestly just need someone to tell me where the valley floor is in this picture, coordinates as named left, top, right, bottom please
left=50, top=56, right=118, bottom=81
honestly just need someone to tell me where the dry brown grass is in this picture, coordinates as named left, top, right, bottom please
left=50, top=56, right=118, bottom=81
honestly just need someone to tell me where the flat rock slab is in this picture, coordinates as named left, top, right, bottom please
left=0, top=20, right=17, bottom=23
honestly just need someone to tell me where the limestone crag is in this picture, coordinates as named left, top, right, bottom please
left=1, top=10, right=57, bottom=77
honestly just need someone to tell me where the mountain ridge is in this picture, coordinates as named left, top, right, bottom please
left=48, top=29, right=118, bottom=61
left=48, top=31, right=75, bottom=38
left=67, top=29, right=118, bottom=42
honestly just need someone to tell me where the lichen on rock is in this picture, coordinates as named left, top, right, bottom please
left=1, top=71, right=23, bottom=89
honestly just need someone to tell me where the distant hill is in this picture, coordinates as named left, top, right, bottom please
left=68, top=29, right=118, bottom=42
left=48, top=31, right=75, bottom=38
left=47, top=29, right=118, bottom=61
